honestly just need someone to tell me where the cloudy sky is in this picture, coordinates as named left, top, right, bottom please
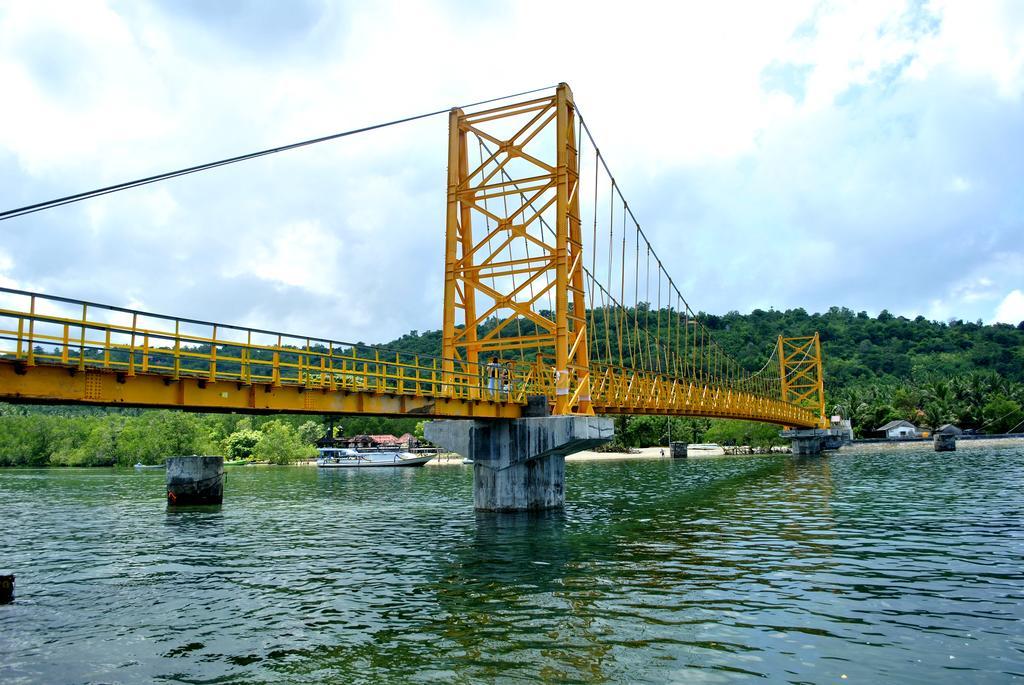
left=1, top=0, right=1022, bottom=346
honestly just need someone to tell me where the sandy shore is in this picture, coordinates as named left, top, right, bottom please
left=428, top=446, right=764, bottom=465
left=567, top=446, right=670, bottom=461
left=427, top=447, right=673, bottom=465
left=377, top=436, right=1024, bottom=467
left=842, top=436, right=1024, bottom=453
left=427, top=436, right=1024, bottom=465
left=305, top=436, right=1024, bottom=467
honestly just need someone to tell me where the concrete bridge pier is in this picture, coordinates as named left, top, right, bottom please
left=425, top=416, right=613, bottom=511
left=781, top=428, right=848, bottom=456
left=166, top=456, right=224, bottom=505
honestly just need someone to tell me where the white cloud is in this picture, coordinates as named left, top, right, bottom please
left=0, top=0, right=1022, bottom=344
left=995, top=290, right=1024, bottom=324
left=0, top=250, right=17, bottom=289
left=911, top=0, right=1024, bottom=99
left=224, top=219, right=340, bottom=295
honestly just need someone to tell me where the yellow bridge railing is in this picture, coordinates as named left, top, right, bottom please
left=0, top=288, right=819, bottom=427
left=0, top=288, right=528, bottom=417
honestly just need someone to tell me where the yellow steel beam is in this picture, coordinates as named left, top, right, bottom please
left=0, top=354, right=819, bottom=427
left=440, top=83, right=591, bottom=416
left=778, top=332, right=828, bottom=428
left=0, top=362, right=522, bottom=418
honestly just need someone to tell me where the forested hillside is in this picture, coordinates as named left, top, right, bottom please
left=381, top=306, right=1024, bottom=438
left=713, top=307, right=1022, bottom=389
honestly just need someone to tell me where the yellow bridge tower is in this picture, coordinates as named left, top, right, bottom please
left=442, top=83, right=591, bottom=415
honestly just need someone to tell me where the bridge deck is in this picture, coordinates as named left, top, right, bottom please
left=0, top=289, right=819, bottom=427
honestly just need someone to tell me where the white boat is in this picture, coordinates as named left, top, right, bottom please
left=686, top=443, right=726, bottom=457
left=133, top=462, right=164, bottom=470
left=316, top=448, right=433, bottom=468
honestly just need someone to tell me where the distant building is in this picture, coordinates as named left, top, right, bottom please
left=877, top=420, right=918, bottom=439
left=937, top=423, right=963, bottom=436
left=344, top=434, right=405, bottom=449
left=316, top=431, right=419, bottom=450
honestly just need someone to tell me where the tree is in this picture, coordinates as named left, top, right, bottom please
left=921, top=402, right=954, bottom=432
left=72, top=420, right=124, bottom=466
left=983, top=396, right=1023, bottom=434
left=297, top=420, right=323, bottom=445
left=704, top=420, right=785, bottom=448
left=224, top=429, right=262, bottom=459
left=117, top=411, right=211, bottom=465
left=679, top=418, right=712, bottom=443
left=252, top=420, right=317, bottom=464
left=621, top=415, right=664, bottom=447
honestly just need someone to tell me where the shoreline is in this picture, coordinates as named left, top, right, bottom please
left=430, top=436, right=1024, bottom=465
left=428, top=445, right=770, bottom=465
left=842, top=436, right=1024, bottom=453
left=6, top=436, right=1021, bottom=470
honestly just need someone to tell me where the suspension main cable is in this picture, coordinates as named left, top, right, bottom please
left=1, top=85, right=558, bottom=222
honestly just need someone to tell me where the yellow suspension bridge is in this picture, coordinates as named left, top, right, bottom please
left=0, top=84, right=826, bottom=430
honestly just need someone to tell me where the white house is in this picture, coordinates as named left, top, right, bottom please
left=877, top=420, right=918, bottom=439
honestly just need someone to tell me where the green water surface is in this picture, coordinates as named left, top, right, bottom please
left=2, top=446, right=1022, bottom=683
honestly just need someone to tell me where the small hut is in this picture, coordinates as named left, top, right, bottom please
left=877, top=420, right=918, bottom=439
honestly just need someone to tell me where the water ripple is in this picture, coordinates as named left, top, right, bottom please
left=2, top=446, right=1023, bottom=683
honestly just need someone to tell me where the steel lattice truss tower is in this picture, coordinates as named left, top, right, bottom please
left=778, top=333, right=828, bottom=428
left=441, top=83, right=591, bottom=415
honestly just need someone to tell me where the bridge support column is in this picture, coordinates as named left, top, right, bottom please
left=425, top=417, right=613, bottom=511
left=166, top=456, right=224, bottom=505
left=781, top=428, right=847, bottom=456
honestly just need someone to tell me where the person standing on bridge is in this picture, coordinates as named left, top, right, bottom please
left=501, top=362, right=512, bottom=399
left=486, top=356, right=501, bottom=398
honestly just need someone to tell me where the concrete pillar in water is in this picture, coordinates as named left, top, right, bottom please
left=781, top=428, right=848, bottom=456
left=934, top=433, right=956, bottom=452
left=790, top=435, right=824, bottom=455
left=425, top=416, right=613, bottom=511
left=0, top=573, right=13, bottom=604
left=166, top=456, right=224, bottom=505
